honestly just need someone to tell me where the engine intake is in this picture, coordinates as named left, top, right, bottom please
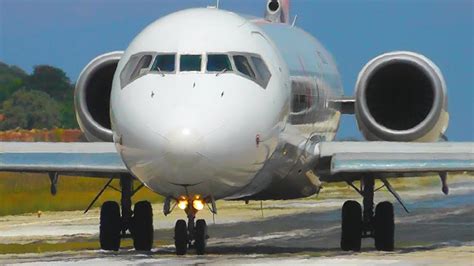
left=355, top=51, right=448, bottom=142
left=75, top=51, right=123, bottom=142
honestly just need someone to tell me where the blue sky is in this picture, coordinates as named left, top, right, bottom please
left=0, top=0, right=472, bottom=140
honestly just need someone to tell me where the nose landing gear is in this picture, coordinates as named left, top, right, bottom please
left=174, top=204, right=209, bottom=255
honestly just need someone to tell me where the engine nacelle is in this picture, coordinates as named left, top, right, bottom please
left=264, top=0, right=290, bottom=24
left=75, top=51, right=123, bottom=142
left=355, top=51, right=449, bottom=142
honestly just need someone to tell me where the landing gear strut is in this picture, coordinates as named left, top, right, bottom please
left=120, top=175, right=133, bottom=237
left=341, top=177, right=394, bottom=251
left=174, top=204, right=208, bottom=255
left=98, top=174, right=154, bottom=251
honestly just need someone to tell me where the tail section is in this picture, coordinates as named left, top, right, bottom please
left=264, top=0, right=291, bottom=24
left=280, top=0, right=290, bottom=23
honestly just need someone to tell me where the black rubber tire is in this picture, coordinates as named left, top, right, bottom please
left=195, top=219, right=208, bottom=255
left=340, top=200, right=362, bottom=251
left=174, top=219, right=188, bottom=255
left=132, top=201, right=154, bottom=251
left=100, top=201, right=121, bottom=251
left=374, top=201, right=395, bottom=251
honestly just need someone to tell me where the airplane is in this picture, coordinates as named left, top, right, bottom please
left=1, top=0, right=473, bottom=255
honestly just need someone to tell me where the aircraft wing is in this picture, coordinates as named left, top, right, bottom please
left=0, top=142, right=128, bottom=177
left=311, top=141, right=474, bottom=182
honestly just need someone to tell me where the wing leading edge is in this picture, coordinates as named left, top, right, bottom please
left=313, top=141, right=474, bottom=182
left=0, top=142, right=128, bottom=177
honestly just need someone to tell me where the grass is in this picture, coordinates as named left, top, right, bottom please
left=0, top=172, right=163, bottom=216
left=0, top=238, right=173, bottom=254
left=0, top=239, right=173, bottom=254
left=310, top=175, right=446, bottom=200
left=0, top=241, right=105, bottom=254
left=0, top=172, right=471, bottom=217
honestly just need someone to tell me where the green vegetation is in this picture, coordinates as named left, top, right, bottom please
left=1, top=90, right=60, bottom=130
left=0, top=62, right=77, bottom=129
left=0, top=63, right=28, bottom=103
left=0, top=241, right=105, bottom=255
left=0, top=238, right=173, bottom=254
left=0, top=172, right=163, bottom=216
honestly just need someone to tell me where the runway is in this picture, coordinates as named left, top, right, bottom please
left=0, top=177, right=472, bottom=265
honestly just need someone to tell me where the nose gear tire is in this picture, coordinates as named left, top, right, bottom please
left=174, top=219, right=188, bottom=255
left=195, top=219, right=208, bottom=255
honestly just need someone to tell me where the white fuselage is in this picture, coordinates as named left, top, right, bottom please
left=110, top=8, right=343, bottom=200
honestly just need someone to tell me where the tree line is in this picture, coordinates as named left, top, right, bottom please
left=0, top=62, right=78, bottom=130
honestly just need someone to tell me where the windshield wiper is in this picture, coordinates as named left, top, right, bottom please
left=156, top=67, right=165, bottom=77
left=216, top=68, right=228, bottom=77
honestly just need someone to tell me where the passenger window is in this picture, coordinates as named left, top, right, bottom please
left=233, top=55, right=256, bottom=79
left=207, top=54, right=232, bottom=72
left=152, top=54, right=175, bottom=72
left=251, top=56, right=272, bottom=88
left=130, top=55, right=153, bottom=81
left=180, top=55, right=202, bottom=72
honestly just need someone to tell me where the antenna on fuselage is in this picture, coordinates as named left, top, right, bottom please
left=292, top=14, right=298, bottom=27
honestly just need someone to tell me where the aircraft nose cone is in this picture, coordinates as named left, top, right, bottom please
left=165, top=127, right=203, bottom=155
left=163, top=127, right=205, bottom=167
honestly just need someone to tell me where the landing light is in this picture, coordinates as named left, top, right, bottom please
left=193, top=199, right=204, bottom=211
left=178, top=199, right=188, bottom=210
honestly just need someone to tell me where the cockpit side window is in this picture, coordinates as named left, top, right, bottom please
left=233, top=55, right=256, bottom=79
left=130, top=55, right=153, bottom=80
left=120, top=53, right=154, bottom=89
left=251, top=56, right=272, bottom=88
left=207, top=54, right=232, bottom=72
left=180, top=55, right=202, bottom=72
left=151, top=54, right=176, bottom=73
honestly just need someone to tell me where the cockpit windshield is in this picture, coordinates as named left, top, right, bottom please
left=151, top=54, right=175, bottom=72
left=180, top=55, right=202, bottom=72
left=207, top=54, right=232, bottom=72
left=120, top=52, right=272, bottom=89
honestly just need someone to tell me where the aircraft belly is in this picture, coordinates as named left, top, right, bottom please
left=225, top=144, right=322, bottom=200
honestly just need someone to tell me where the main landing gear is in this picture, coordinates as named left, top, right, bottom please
left=341, top=177, right=395, bottom=251
left=92, top=176, right=211, bottom=255
left=173, top=197, right=209, bottom=255
left=96, top=175, right=154, bottom=251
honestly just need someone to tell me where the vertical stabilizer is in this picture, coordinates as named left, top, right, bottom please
left=280, top=0, right=290, bottom=23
